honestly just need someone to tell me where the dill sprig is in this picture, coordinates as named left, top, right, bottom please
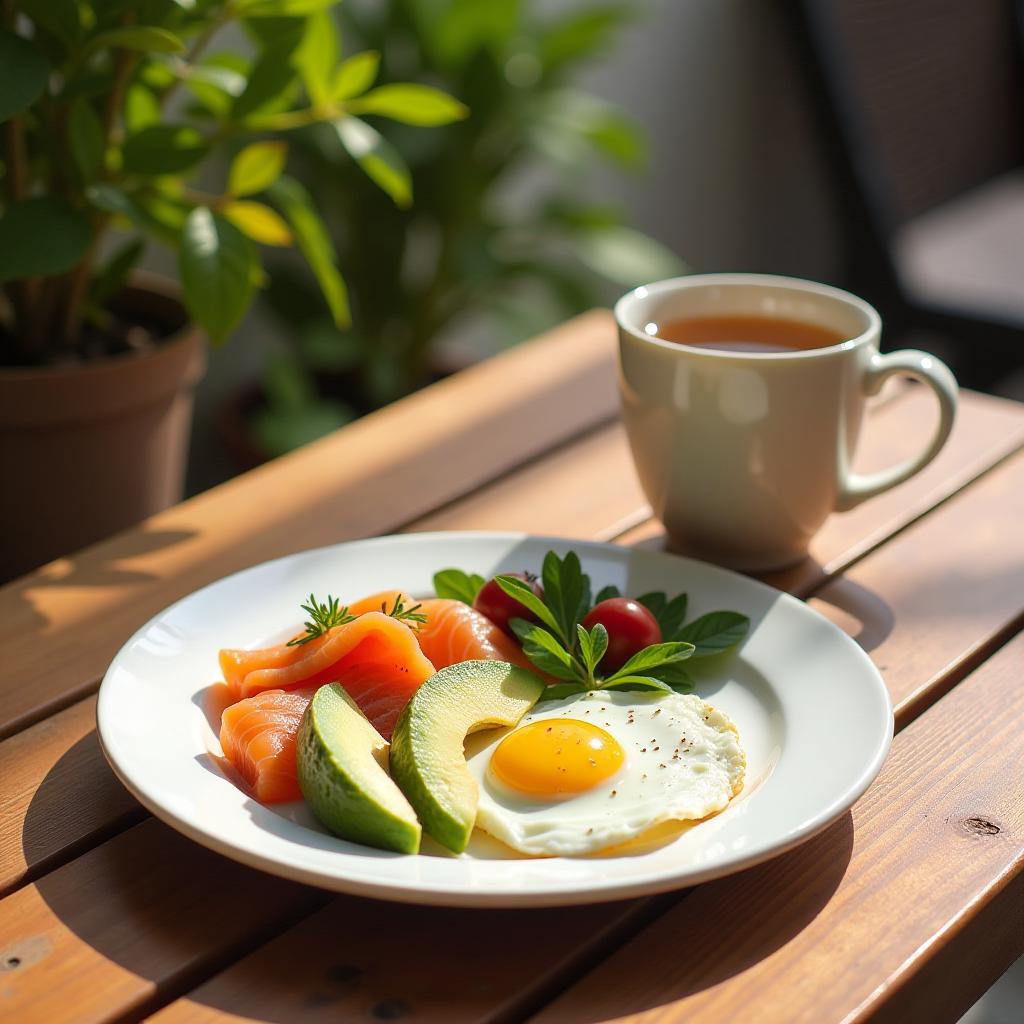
left=384, top=593, right=428, bottom=627
left=287, top=593, right=356, bottom=646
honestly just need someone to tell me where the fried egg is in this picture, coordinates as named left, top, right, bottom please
left=464, top=689, right=745, bottom=856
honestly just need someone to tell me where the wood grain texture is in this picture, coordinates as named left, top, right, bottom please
left=619, top=388, right=1024, bottom=597
left=0, top=311, right=617, bottom=740
left=0, top=820, right=324, bottom=1024
left=0, top=696, right=141, bottom=898
left=529, top=631, right=1024, bottom=1024
left=810, top=450, right=1024, bottom=726
left=147, top=897, right=667, bottom=1024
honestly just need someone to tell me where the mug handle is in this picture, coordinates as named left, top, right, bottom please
left=836, top=348, right=958, bottom=512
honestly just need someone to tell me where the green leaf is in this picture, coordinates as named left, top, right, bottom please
left=184, top=58, right=248, bottom=117
left=654, top=662, right=696, bottom=694
left=90, top=238, right=145, bottom=307
left=333, top=116, right=412, bottom=208
left=606, top=641, right=695, bottom=681
left=20, top=0, right=80, bottom=46
left=238, top=0, right=341, bottom=16
left=600, top=676, right=672, bottom=694
left=495, top=575, right=561, bottom=637
left=68, top=99, right=104, bottom=180
left=509, top=620, right=579, bottom=682
left=222, top=200, right=292, bottom=246
left=178, top=207, right=256, bottom=344
left=232, top=40, right=301, bottom=121
left=540, top=550, right=590, bottom=645
left=330, top=51, right=379, bottom=101
left=0, top=30, right=50, bottom=122
left=432, top=569, right=485, bottom=605
left=637, top=591, right=689, bottom=640
left=125, top=83, right=161, bottom=132
left=86, top=26, right=185, bottom=56
left=573, top=225, right=685, bottom=288
left=348, top=83, right=468, bottom=126
left=674, top=612, right=750, bottom=658
left=0, top=198, right=91, bottom=283
left=539, top=5, right=632, bottom=72
left=295, top=9, right=337, bottom=107
left=267, top=175, right=350, bottom=327
left=584, top=110, right=646, bottom=168
left=536, top=682, right=588, bottom=703
left=228, top=141, right=288, bottom=197
left=576, top=622, right=608, bottom=682
left=594, top=584, right=620, bottom=603
left=122, top=124, right=209, bottom=175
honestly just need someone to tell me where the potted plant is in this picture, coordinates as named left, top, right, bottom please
left=0, top=0, right=465, bottom=580
left=240, top=0, right=682, bottom=459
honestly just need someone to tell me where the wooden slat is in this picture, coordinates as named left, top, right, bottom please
left=0, top=311, right=618, bottom=740
left=618, top=388, right=1024, bottom=597
left=0, top=820, right=324, bottom=1024
left=0, top=696, right=141, bottom=898
left=529, top=631, right=1024, bottom=1024
left=147, top=897, right=666, bottom=1024
left=126, top=455, right=1024, bottom=1023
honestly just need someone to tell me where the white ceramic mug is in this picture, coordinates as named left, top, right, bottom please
left=615, top=274, right=958, bottom=570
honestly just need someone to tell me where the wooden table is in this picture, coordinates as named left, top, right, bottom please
left=2, top=311, right=1023, bottom=1024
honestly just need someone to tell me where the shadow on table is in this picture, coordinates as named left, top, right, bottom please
left=6, top=526, right=197, bottom=633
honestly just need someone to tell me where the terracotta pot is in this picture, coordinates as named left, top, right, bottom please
left=0, top=281, right=205, bottom=581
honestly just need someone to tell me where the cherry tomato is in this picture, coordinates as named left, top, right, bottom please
left=582, top=598, right=662, bottom=673
left=473, top=572, right=545, bottom=636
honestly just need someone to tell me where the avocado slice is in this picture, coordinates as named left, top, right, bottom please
left=297, top=684, right=421, bottom=854
left=389, top=660, right=545, bottom=853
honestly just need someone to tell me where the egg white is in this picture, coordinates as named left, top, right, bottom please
left=464, top=689, right=746, bottom=856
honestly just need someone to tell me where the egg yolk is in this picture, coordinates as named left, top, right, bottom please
left=488, top=719, right=624, bottom=797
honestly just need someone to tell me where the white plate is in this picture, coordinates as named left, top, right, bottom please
left=97, top=532, right=892, bottom=908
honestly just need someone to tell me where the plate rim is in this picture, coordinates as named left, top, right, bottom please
left=97, top=530, right=894, bottom=908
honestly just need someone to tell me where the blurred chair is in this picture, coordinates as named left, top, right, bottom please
left=785, top=0, right=1024, bottom=390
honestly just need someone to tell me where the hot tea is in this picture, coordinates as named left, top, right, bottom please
left=653, top=315, right=848, bottom=353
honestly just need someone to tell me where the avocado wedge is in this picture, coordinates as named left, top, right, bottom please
left=389, top=660, right=545, bottom=853
left=297, top=684, right=421, bottom=854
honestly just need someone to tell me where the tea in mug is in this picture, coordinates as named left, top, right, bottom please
left=653, top=315, right=848, bottom=353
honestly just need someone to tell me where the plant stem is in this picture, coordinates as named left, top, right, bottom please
left=61, top=40, right=137, bottom=350
left=160, top=7, right=228, bottom=111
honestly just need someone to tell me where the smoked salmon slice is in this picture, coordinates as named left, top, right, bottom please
left=414, top=598, right=534, bottom=671
left=218, top=610, right=435, bottom=738
left=220, top=687, right=314, bottom=803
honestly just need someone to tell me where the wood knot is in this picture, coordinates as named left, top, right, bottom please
left=962, top=817, right=1001, bottom=836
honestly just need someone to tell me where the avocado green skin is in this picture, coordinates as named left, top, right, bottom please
left=296, top=686, right=421, bottom=855
left=389, top=660, right=545, bottom=854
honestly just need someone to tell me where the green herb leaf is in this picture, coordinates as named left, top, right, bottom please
left=334, top=116, right=412, bottom=208
left=637, top=591, right=689, bottom=639
left=605, top=641, right=695, bottom=681
left=600, top=676, right=673, bottom=694
left=287, top=592, right=354, bottom=646
left=125, top=83, right=161, bottom=132
left=296, top=9, right=338, bottom=107
left=384, top=594, right=427, bottom=625
left=238, top=0, right=341, bottom=16
left=0, top=30, right=50, bottom=122
left=122, top=124, right=209, bottom=175
left=675, top=611, right=750, bottom=657
left=495, top=575, right=561, bottom=637
left=0, top=198, right=91, bottom=283
left=540, top=550, right=591, bottom=646
left=594, top=584, right=620, bottom=603
left=68, top=98, right=104, bottom=180
left=536, top=682, right=588, bottom=703
left=654, top=662, right=696, bottom=693
left=348, top=83, right=468, bottom=126
left=178, top=208, right=256, bottom=344
left=330, top=51, right=379, bottom=102
left=432, top=568, right=484, bottom=605
left=228, top=141, right=288, bottom=197
left=232, top=40, right=301, bottom=121
left=576, top=622, right=608, bottom=685
left=222, top=201, right=293, bottom=246
left=268, top=175, right=350, bottom=326
left=509, top=620, right=580, bottom=682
